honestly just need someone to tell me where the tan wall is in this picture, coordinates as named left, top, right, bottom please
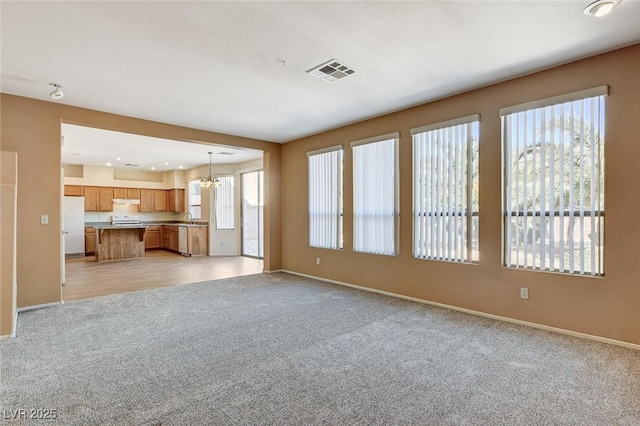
left=1, top=152, right=18, bottom=337
left=0, top=96, right=281, bottom=308
left=281, top=44, right=640, bottom=345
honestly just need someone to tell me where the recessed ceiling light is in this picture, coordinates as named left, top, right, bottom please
left=583, top=0, right=621, bottom=17
left=150, top=166, right=156, bottom=170
left=164, top=161, right=169, bottom=165
left=115, top=157, right=121, bottom=161
left=106, top=162, right=112, bottom=167
left=178, top=166, right=184, bottom=169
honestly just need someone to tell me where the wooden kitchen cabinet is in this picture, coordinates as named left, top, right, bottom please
left=113, top=187, right=127, bottom=199
left=85, top=227, right=96, bottom=255
left=154, top=189, right=168, bottom=212
left=168, top=189, right=185, bottom=213
left=187, top=226, right=208, bottom=256
left=84, top=187, right=99, bottom=211
left=144, top=225, right=161, bottom=250
left=165, top=226, right=179, bottom=252
left=140, top=189, right=154, bottom=212
left=84, top=186, right=113, bottom=212
left=161, top=226, right=170, bottom=249
left=64, top=185, right=84, bottom=196
left=126, top=188, right=140, bottom=199
left=114, top=187, right=141, bottom=200
left=98, top=187, right=113, bottom=211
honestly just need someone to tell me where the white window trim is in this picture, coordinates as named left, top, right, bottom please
left=308, top=145, right=343, bottom=250
left=501, top=90, right=606, bottom=276
left=351, top=134, right=400, bottom=256
left=411, top=116, right=480, bottom=263
left=499, top=85, right=608, bottom=117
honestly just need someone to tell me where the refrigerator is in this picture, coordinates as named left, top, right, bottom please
left=64, top=196, right=85, bottom=256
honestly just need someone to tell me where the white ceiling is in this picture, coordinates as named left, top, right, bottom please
left=61, top=124, right=263, bottom=172
left=2, top=1, right=640, bottom=143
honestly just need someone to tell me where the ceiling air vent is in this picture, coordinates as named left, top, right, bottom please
left=307, top=59, right=355, bottom=83
left=124, top=163, right=139, bottom=167
left=218, top=152, right=234, bottom=156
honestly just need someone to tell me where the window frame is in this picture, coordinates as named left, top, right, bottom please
left=351, top=132, right=399, bottom=256
left=500, top=86, right=607, bottom=276
left=307, top=145, right=344, bottom=250
left=411, top=115, right=480, bottom=263
left=187, top=180, right=202, bottom=220
left=214, top=175, right=235, bottom=231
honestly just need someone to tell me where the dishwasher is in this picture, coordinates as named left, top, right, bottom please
left=178, top=226, right=189, bottom=256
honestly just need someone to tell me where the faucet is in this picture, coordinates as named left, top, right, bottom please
left=182, top=212, right=195, bottom=224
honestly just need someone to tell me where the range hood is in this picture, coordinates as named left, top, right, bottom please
left=113, top=199, right=141, bottom=205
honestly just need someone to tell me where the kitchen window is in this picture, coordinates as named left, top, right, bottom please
left=188, top=180, right=202, bottom=219
left=214, top=176, right=234, bottom=230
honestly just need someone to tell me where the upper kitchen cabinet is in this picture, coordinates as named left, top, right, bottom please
left=140, top=189, right=154, bottom=212
left=154, top=189, right=168, bottom=212
left=113, top=187, right=127, bottom=199
left=84, top=186, right=113, bottom=212
left=126, top=188, right=140, bottom=199
left=168, top=189, right=185, bottom=213
left=114, top=187, right=141, bottom=200
left=64, top=185, right=84, bottom=196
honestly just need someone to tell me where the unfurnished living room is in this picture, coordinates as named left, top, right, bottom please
left=1, top=1, right=639, bottom=425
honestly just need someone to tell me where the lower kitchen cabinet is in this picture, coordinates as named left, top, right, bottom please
left=85, top=227, right=96, bottom=255
left=161, top=225, right=179, bottom=252
left=160, top=225, right=207, bottom=255
left=144, top=226, right=161, bottom=250
left=186, top=226, right=208, bottom=256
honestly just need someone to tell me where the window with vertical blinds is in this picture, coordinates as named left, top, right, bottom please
left=352, top=134, right=398, bottom=256
left=214, top=176, right=234, bottom=230
left=412, top=116, right=479, bottom=263
left=501, top=86, right=606, bottom=276
left=308, top=146, right=343, bottom=250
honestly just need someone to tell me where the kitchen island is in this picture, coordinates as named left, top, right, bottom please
left=93, top=225, right=147, bottom=262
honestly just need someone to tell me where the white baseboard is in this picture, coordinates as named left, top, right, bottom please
left=281, top=269, right=640, bottom=352
left=17, top=301, right=62, bottom=313
left=209, top=252, right=239, bottom=257
left=0, top=335, right=11, bottom=341
left=264, top=269, right=284, bottom=273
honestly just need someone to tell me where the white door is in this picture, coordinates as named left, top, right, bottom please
left=64, top=196, right=85, bottom=255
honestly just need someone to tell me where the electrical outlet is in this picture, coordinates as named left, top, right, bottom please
left=40, top=215, right=49, bottom=225
left=520, top=288, right=529, bottom=300
left=316, top=257, right=320, bottom=265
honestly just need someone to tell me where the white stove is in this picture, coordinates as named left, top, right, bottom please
left=111, top=214, right=141, bottom=227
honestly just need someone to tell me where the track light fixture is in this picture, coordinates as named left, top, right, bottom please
left=49, top=83, right=64, bottom=100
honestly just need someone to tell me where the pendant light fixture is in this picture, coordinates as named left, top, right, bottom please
left=200, top=152, right=221, bottom=188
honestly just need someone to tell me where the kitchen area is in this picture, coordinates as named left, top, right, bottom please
left=61, top=123, right=265, bottom=300
left=65, top=184, right=208, bottom=261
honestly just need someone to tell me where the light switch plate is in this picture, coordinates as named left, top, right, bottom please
left=41, top=215, right=49, bottom=225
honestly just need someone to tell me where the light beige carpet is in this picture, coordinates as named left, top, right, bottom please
left=1, top=273, right=639, bottom=425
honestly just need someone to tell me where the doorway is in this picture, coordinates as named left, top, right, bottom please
left=241, top=170, right=264, bottom=259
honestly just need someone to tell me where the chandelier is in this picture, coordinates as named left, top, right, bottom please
left=200, top=152, right=221, bottom=188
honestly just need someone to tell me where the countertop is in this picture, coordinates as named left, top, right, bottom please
left=92, top=225, right=148, bottom=230
left=87, top=222, right=208, bottom=228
